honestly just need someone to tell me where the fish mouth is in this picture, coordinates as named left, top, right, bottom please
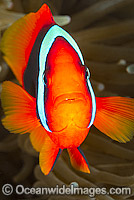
left=54, top=92, right=87, bottom=108
left=47, top=92, right=89, bottom=132
left=53, top=123, right=87, bottom=133
left=74, top=123, right=88, bottom=129
left=52, top=125, right=68, bottom=133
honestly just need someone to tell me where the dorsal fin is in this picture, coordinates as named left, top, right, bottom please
left=0, top=4, right=55, bottom=85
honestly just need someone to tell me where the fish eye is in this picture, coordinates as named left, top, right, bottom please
left=85, top=67, right=90, bottom=80
left=43, top=72, right=47, bottom=85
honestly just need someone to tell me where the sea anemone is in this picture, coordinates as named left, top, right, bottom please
left=0, top=0, right=134, bottom=199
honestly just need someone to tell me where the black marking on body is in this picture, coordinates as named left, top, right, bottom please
left=23, top=23, right=55, bottom=98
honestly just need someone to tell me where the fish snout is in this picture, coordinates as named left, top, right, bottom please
left=52, top=92, right=91, bottom=130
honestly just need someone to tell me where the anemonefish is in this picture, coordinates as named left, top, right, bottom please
left=1, top=4, right=134, bottom=175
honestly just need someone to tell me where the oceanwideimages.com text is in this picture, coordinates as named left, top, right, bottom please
left=2, top=184, right=131, bottom=198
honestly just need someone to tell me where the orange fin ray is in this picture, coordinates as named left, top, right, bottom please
left=30, top=126, right=48, bottom=152
left=68, top=147, right=90, bottom=173
left=0, top=4, right=55, bottom=85
left=1, top=81, right=40, bottom=134
left=94, top=97, right=134, bottom=143
left=40, top=136, right=62, bottom=175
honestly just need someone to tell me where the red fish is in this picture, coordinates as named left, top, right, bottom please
left=1, top=4, right=134, bottom=175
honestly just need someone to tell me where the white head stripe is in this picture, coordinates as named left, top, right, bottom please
left=37, top=25, right=96, bottom=132
left=87, top=78, right=96, bottom=128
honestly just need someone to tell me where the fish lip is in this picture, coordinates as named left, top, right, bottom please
left=53, top=123, right=88, bottom=132
left=54, top=92, right=87, bottom=108
left=75, top=123, right=88, bottom=129
left=52, top=125, right=68, bottom=133
left=51, top=123, right=87, bottom=133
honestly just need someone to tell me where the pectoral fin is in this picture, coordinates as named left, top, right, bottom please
left=1, top=81, right=49, bottom=152
left=30, top=126, right=48, bottom=152
left=94, top=97, right=134, bottom=143
left=1, top=81, right=40, bottom=134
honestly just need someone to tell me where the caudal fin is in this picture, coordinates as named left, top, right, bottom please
left=94, top=97, right=134, bottom=143
left=68, top=147, right=90, bottom=173
left=0, top=4, right=55, bottom=85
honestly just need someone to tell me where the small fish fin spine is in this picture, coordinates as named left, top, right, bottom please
left=1, top=81, right=40, bottom=134
left=94, top=97, right=134, bottom=143
left=0, top=4, right=55, bottom=85
left=67, top=147, right=90, bottom=173
left=39, top=136, right=62, bottom=175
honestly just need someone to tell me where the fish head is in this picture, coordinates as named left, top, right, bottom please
left=44, top=37, right=92, bottom=138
